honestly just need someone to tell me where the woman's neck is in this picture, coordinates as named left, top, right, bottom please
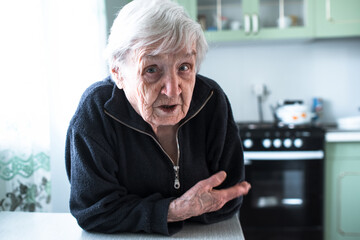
left=153, top=125, right=179, bottom=165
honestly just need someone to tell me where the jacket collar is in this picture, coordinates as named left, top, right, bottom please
left=104, top=75, right=213, bottom=135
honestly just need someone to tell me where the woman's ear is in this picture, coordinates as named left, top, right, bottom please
left=112, top=67, right=124, bottom=89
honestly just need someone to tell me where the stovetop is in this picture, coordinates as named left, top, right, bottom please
left=237, top=122, right=325, bottom=151
left=237, top=121, right=324, bottom=130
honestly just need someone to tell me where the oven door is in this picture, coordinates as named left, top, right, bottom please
left=240, top=151, right=324, bottom=237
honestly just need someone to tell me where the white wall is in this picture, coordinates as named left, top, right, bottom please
left=46, top=0, right=108, bottom=213
left=199, top=37, right=360, bottom=123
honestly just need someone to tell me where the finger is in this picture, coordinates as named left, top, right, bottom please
left=237, top=181, right=251, bottom=195
left=218, top=181, right=251, bottom=202
left=204, top=171, right=227, bottom=189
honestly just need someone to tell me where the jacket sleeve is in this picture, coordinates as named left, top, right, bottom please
left=65, top=127, right=182, bottom=235
left=191, top=89, right=245, bottom=224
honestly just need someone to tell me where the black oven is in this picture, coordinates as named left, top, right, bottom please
left=238, top=123, right=325, bottom=240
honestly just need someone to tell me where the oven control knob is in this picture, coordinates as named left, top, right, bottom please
left=294, top=138, right=303, bottom=148
left=283, top=138, right=292, bottom=148
left=243, top=139, right=253, bottom=149
left=262, top=139, right=272, bottom=148
left=273, top=138, right=282, bottom=148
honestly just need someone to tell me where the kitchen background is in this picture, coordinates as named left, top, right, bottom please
left=103, top=0, right=360, bottom=124
left=0, top=1, right=359, bottom=236
left=199, top=38, right=360, bottom=123
left=50, top=0, right=360, bottom=213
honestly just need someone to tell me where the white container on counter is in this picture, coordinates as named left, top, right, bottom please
left=326, top=130, right=360, bottom=142
left=337, top=116, right=360, bottom=130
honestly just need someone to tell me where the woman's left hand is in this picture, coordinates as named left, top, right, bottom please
left=167, top=171, right=251, bottom=222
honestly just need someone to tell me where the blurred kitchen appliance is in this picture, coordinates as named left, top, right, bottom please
left=238, top=122, right=325, bottom=240
left=272, top=100, right=312, bottom=126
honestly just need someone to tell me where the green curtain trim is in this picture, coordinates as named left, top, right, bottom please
left=0, top=152, right=50, bottom=180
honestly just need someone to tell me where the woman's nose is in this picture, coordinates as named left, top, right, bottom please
left=161, top=72, right=181, bottom=97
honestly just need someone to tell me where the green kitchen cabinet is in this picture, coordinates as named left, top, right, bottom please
left=315, top=0, right=360, bottom=38
left=325, top=142, right=360, bottom=240
left=177, top=0, right=315, bottom=42
left=106, top=0, right=360, bottom=41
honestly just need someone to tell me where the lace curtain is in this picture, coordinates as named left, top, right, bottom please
left=0, top=0, right=107, bottom=212
left=0, top=0, right=51, bottom=212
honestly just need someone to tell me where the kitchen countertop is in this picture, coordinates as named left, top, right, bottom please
left=0, top=212, right=244, bottom=240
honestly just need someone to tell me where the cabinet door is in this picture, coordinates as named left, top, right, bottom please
left=195, top=0, right=250, bottom=41
left=325, top=142, right=360, bottom=240
left=316, top=0, right=360, bottom=37
left=337, top=172, right=360, bottom=236
left=255, top=0, right=315, bottom=39
left=177, top=0, right=314, bottom=42
left=177, top=0, right=256, bottom=41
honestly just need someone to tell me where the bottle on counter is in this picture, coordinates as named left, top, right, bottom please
left=312, top=97, right=323, bottom=122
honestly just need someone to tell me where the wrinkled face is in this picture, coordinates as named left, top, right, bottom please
left=114, top=46, right=197, bottom=131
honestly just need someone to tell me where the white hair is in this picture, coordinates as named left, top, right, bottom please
left=104, top=0, right=208, bottom=78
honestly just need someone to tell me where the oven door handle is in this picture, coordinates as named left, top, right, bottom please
left=244, top=150, right=324, bottom=163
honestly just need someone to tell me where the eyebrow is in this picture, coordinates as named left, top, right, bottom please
left=185, top=50, right=197, bottom=58
left=144, top=50, right=197, bottom=60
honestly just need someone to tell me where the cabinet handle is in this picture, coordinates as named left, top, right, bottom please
left=216, top=0, right=222, bottom=30
left=326, top=0, right=333, bottom=22
left=244, top=14, right=251, bottom=34
left=252, top=14, right=259, bottom=34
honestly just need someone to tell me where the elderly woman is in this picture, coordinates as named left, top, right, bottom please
left=65, top=0, right=250, bottom=236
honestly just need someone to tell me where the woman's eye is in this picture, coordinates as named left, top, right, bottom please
left=143, top=66, right=161, bottom=83
left=145, top=66, right=158, bottom=74
left=179, top=64, right=190, bottom=72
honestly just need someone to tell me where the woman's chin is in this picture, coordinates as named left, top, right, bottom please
left=149, top=108, right=185, bottom=128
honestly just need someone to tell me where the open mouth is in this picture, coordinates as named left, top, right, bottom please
left=159, top=105, right=177, bottom=112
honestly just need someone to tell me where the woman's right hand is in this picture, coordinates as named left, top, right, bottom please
left=167, top=171, right=251, bottom=222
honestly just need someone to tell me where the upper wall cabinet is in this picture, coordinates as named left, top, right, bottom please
left=106, top=0, right=360, bottom=42
left=176, top=0, right=315, bottom=42
left=315, top=0, right=360, bottom=38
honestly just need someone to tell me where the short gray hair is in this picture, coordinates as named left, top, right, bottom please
left=105, top=0, right=208, bottom=78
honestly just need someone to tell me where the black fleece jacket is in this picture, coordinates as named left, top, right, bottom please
left=65, top=74, right=245, bottom=235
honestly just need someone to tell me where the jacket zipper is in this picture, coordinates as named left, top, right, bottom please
left=104, top=90, right=213, bottom=190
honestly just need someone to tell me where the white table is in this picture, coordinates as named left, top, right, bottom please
left=0, top=212, right=245, bottom=240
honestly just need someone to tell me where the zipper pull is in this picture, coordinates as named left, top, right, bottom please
left=173, top=166, right=180, bottom=189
